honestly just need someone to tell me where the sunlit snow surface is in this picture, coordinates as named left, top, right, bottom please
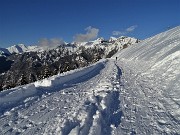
left=0, top=26, right=180, bottom=135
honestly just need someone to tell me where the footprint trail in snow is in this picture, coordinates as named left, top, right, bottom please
left=0, top=59, right=179, bottom=135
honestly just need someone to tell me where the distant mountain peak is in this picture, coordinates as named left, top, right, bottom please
left=0, top=36, right=139, bottom=57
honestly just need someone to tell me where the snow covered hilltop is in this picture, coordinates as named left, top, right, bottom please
left=0, top=26, right=180, bottom=134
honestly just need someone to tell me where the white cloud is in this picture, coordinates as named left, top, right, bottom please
left=38, top=38, right=65, bottom=49
left=112, top=31, right=124, bottom=36
left=74, top=26, right=99, bottom=42
left=112, top=25, right=138, bottom=36
left=126, top=25, right=137, bottom=32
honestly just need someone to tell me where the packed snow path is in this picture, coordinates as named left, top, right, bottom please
left=0, top=60, right=122, bottom=135
left=0, top=58, right=179, bottom=135
left=115, top=61, right=180, bottom=135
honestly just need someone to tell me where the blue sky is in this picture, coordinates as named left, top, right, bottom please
left=0, top=0, right=180, bottom=48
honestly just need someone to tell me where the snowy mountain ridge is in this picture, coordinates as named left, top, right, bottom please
left=0, top=44, right=44, bottom=56
left=0, top=36, right=139, bottom=56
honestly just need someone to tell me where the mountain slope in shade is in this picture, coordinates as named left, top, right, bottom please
left=0, top=48, right=11, bottom=56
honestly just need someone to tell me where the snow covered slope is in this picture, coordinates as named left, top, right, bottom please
left=113, top=26, right=180, bottom=134
left=7, top=44, right=28, bottom=54
left=0, top=26, right=179, bottom=135
left=115, top=26, right=180, bottom=91
left=7, top=44, right=44, bottom=54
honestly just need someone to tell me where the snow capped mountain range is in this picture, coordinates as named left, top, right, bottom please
left=73, top=36, right=138, bottom=47
left=0, top=36, right=139, bottom=56
left=0, top=44, right=44, bottom=56
left=7, top=44, right=28, bottom=54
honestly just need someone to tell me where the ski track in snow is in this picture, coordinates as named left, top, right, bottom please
left=43, top=60, right=123, bottom=135
left=0, top=59, right=179, bottom=135
left=0, top=60, right=123, bottom=135
left=114, top=61, right=180, bottom=135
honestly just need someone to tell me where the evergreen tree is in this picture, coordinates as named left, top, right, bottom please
left=53, top=68, right=58, bottom=75
left=29, top=73, right=37, bottom=83
left=43, top=64, right=51, bottom=78
left=18, top=73, right=27, bottom=85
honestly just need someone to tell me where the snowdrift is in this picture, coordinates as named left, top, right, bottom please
left=0, top=59, right=106, bottom=113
